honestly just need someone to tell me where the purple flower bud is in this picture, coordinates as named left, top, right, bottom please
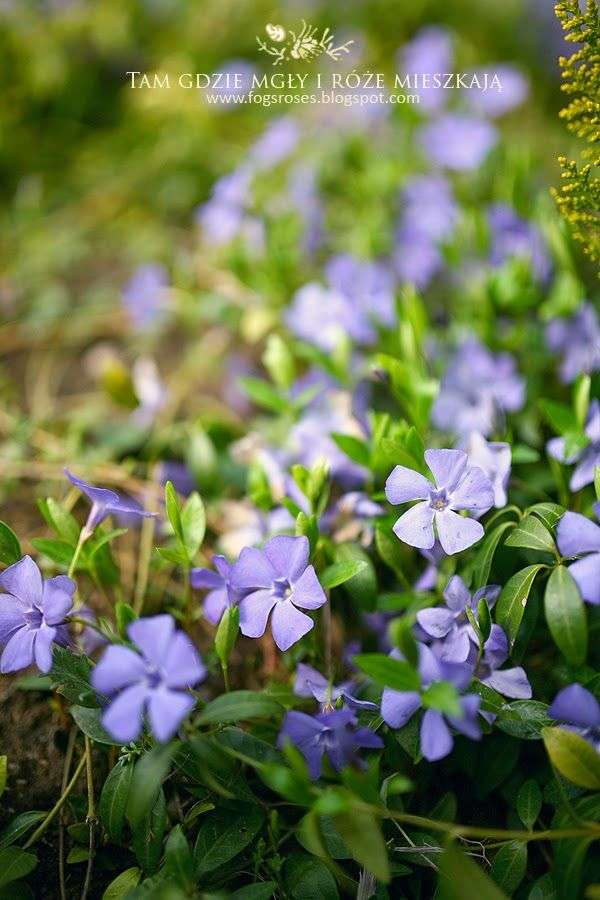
left=65, top=469, right=156, bottom=539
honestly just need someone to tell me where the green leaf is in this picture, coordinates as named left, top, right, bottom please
left=527, top=873, right=557, bottom=899
left=181, top=491, right=206, bottom=559
left=165, top=481, right=185, bottom=545
left=0, top=813, right=45, bottom=851
left=353, top=653, right=420, bottom=692
left=66, top=846, right=89, bottom=864
left=495, top=701, right=552, bottom=740
left=539, top=399, right=579, bottom=435
left=131, top=788, right=167, bottom=873
left=50, top=647, right=98, bottom=708
left=98, top=760, right=134, bottom=843
left=334, top=810, right=389, bottom=883
left=238, top=376, right=287, bottom=413
left=0, top=757, right=6, bottom=799
left=44, top=498, right=81, bottom=545
left=335, top=543, right=377, bottom=611
left=0, top=848, right=38, bottom=888
left=127, top=744, right=177, bottom=828
left=495, top=565, right=546, bottom=648
left=263, top=333, right=295, bottom=390
left=375, top=524, right=407, bottom=579
left=71, top=706, right=121, bottom=746
left=320, top=560, right=366, bottom=590
left=194, top=805, right=264, bottom=876
left=330, top=433, right=371, bottom=467
left=573, top=373, right=591, bottom=427
left=165, top=825, right=194, bottom=888
left=197, top=690, right=283, bottom=725
left=527, top=503, right=565, bottom=531
left=422, top=682, right=461, bottom=717
left=229, top=884, right=276, bottom=900
left=215, top=605, right=239, bottom=670
left=505, top=516, right=556, bottom=554
left=542, top=727, right=600, bottom=789
left=490, top=841, right=527, bottom=894
left=438, top=843, right=508, bottom=899
left=282, top=853, right=339, bottom=900
left=100, top=867, right=141, bottom=900
left=471, top=521, right=515, bottom=590
left=30, top=538, right=74, bottom=568
left=0, top=522, right=21, bottom=566
left=595, top=466, right=600, bottom=502
left=544, top=566, right=587, bottom=664
left=115, top=601, right=136, bottom=637
left=516, top=780, right=542, bottom=830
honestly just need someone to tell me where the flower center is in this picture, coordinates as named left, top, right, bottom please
left=429, top=488, right=449, bottom=511
left=272, top=577, right=293, bottom=601
left=23, top=606, right=43, bottom=630
left=145, top=667, right=163, bottom=689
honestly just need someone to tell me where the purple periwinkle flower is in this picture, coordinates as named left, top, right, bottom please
left=91, top=614, right=206, bottom=743
left=547, top=400, right=600, bottom=492
left=158, top=461, right=196, bottom=498
left=557, top=507, right=600, bottom=605
left=462, top=432, right=511, bottom=509
left=122, top=264, right=169, bottom=331
left=468, top=624, right=532, bottom=700
left=431, top=339, right=525, bottom=437
left=65, top=469, right=156, bottom=539
left=325, top=254, right=397, bottom=332
left=191, top=555, right=242, bottom=625
left=248, top=116, right=300, bottom=171
left=546, top=303, right=600, bottom=384
left=235, top=535, right=327, bottom=651
left=417, top=575, right=500, bottom=662
left=0, top=556, right=74, bottom=673
left=399, top=26, right=453, bottom=111
left=419, top=115, right=498, bottom=171
left=394, top=229, right=444, bottom=290
left=488, top=204, right=551, bottom=282
left=385, top=449, right=494, bottom=555
left=285, top=282, right=372, bottom=351
left=294, top=663, right=378, bottom=711
left=400, top=175, right=459, bottom=243
left=381, top=644, right=481, bottom=762
left=278, top=707, right=383, bottom=779
left=549, top=684, right=600, bottom=752
left=466, top=66, right=529, bottom=118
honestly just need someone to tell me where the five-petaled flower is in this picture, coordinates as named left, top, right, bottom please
left=91, top=614, right=206, bottom=743
left=278, top=707, right=383, bottom=779
left=381, top=644, right=481, bottom=762
left=385, top=449, right=494, bottom=555
left=416, top=575, right=500, bottom=662
left=294, top=662, right=378, bottom=711
left=65, top=468, right=156, bottom=539
left=0, top=556, right=74, bottom=674
left=549, top=684, right=600, bottom=752
left=235, top=535, right=327, bottom=651
left=557, top=506, right=600, bottom=605
left=190, top=555, right=242, bottom=625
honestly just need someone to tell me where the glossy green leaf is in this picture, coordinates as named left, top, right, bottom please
left=194, top=805, right=264, bottom=876
left=320, top=559, right=366, bottom=589
left=0, top=848, right=38, bottom=888
left=495, top=565, right=546, bottom=648
left=99, top=760, right=134, bottom=843
left=71, top=706, right=121, bottom=746
left=471, top=521, right=515, bottom=590
left=490, top=841, right=527, bottom=894
left=0, top=522, right=22, bottom=566
left=505, top=515, right=555, bottom=554
left=100, top=867, right=141, bottom=900
left=0, top=813, right=45, bottom=851
left=334, top=809, right=389, bottom=883
left=282, top=853, right=339, bottom=900
left=165, top=825, right=194, bottom=888
left=544, top=565, right=587, bottom=664
left=542, top=727, right=600, bottom=789
left=353, top=653, right=420, bottom=692
left=438, top=843, right=508, bottom=899
left=516, top=779, right=542, bottom=830
left=181, top=491, right=206, bottom=558
left=198, top=690, right=283, bottom=725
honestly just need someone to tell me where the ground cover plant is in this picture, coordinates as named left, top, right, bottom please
left=0, top=0, right=599, bottom=898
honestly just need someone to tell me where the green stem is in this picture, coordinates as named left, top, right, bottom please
left=24, top=754, right=87, bottom=848
left=68, top=530, right=88, bottom=581
left=383, top=809, right=600, bottom=842
left=222, top=665, right=230, bottom=693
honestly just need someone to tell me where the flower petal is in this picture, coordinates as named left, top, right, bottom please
left=447, top=695, right=482, bottom=739
left=33, top=625, right=57, bottom=673
left=265, top=535, right=309, bottom=582
left=424, top=449, right=467, bottom=491
left=42, top=578, right=74, bottom=625
left=385, top=466, right=431, bottom=504
left=162, top=632, right=206, bottom=689
left=568, top=554, right=600, bottom=605
left=148, top=688, right=195, bottom=742
left=232, top=546, right=277, bottom=591
left=203, top=588, right=230, bottom=625
left=381, top=689, right=421, bottom=728
left=0, top=594, right=26, bottom=643
left=420, top=709, right=453, bottom=761
left=239, top=590, right=277, bottom=639
left=416, top=607, right=456, bottom=638
left=190, top=568, right=224, bottom=590
left=438, top=626, right=471, bottom=663
left=127, top=615, right=175, bottom=667
left=557, top=511, right=600, bottom=557
left=271, top=602, right=314, bottom=651
left=443, top=575, right=471, bottom=612
left=0, top=627, right=35, bottom=673
left=483, top=667, right=532, bottom=699
left=549, top=684, right=600, bottom=728
left=450, top=466, right=494, bottom=511
left=435, top=509, right=483, bottom=555
left=570, top=449, right=600, bottom=492
left=291, top=565, right=327, bottom=610
left=393, top=502, right=435, bottom=549
left=0, top=556, right=42, bottom=606
left=102, top=684, right=147, bottom=743
left=91, top=645, right=147, bottom=695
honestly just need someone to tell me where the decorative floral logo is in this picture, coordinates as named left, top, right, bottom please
left=256, top=21, right=354, bottom=66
